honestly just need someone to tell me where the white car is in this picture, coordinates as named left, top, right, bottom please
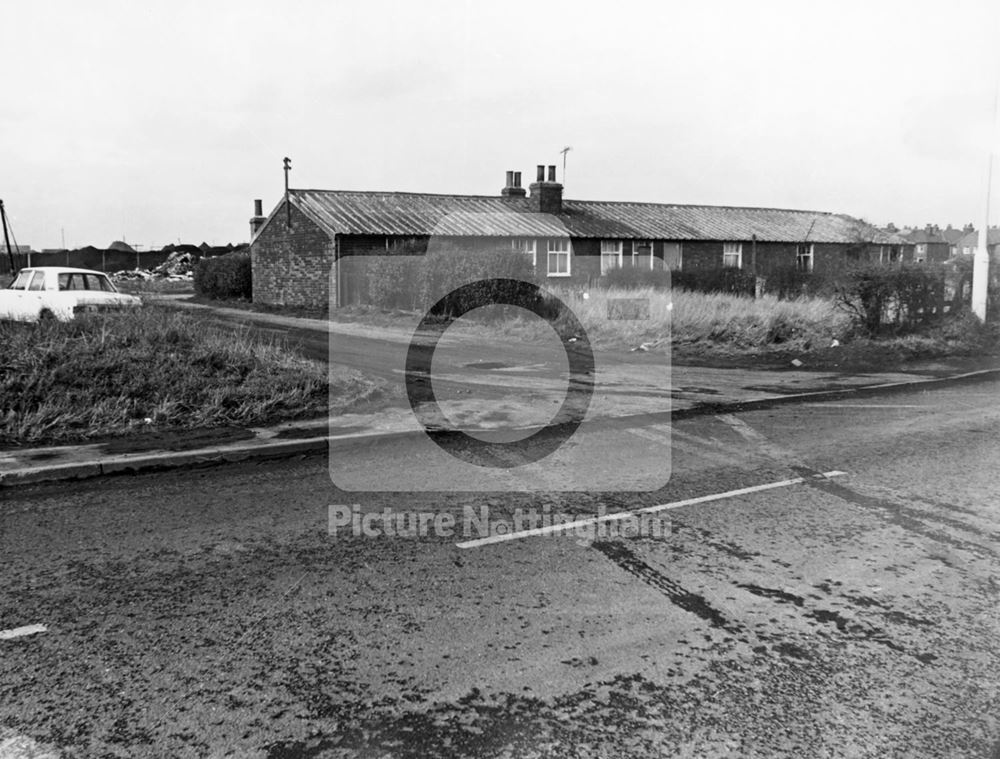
left=0, top=267, right=142, bottom=323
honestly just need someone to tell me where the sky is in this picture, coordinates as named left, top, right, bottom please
left=2, top=0, right=999, bottom=250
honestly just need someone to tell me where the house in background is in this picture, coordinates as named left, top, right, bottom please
left=941, top=224, right=973, bottom=257
left=956, top=227, right=1000, bottom=261
left=902, top=224, right=952, bottom=263
left=249, top=165, right=911, bottom=308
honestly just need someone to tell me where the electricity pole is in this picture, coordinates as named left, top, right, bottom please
left=1, top=200, right=14, bottom=273
left=973, top=161, right=992, bottom=322
left=973, top=80, right=999, bottom=322
left=560, top=147, right=571, bottom=187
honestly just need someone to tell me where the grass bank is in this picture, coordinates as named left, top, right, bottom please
left=0, top=306, right=382, bottom=447
left=558, top=288, right=846, bottom=350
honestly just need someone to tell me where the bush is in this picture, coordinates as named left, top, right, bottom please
left=834, top=263, right=947, bottom=336
left=759, top=265, right=837, bottom=299
left=194, top=253, right=252, bottom=299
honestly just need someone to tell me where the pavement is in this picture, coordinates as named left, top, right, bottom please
left=2, top=297, right=998, bottom=488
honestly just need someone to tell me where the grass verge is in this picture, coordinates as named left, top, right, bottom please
left=0, top=305, right=383, bottom=447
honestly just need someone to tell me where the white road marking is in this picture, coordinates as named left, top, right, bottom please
left=456, top=470, right=847, bottom=548
left=0, top=624, right=47, bottom=641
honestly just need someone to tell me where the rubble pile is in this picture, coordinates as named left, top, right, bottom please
left=111, top=250, right=196, bottom=283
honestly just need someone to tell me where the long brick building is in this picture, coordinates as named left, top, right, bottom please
left=249, top=165, right=910, bottom=308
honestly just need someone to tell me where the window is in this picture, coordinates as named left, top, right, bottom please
left=27, top=272, right=46, bottom=291
left=600, top=240, right=622, bottom=274
left=632, top=240, right=654, bottom=270
left=796, top=243, right=814, bottom=272
left=84, top=274, right=114, bottom=291
left=547, top=239, right=571, bottom=277
left=722, top=242, right=742, bottom=268
left=7, top=270, right=32, bottom=290
left=511, top=238, right=537, bottom=267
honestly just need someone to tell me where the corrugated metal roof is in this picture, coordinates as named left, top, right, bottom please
left=285, top=189, right=902, bottom=245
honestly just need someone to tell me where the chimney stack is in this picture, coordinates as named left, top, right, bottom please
left=528, top=163, right=563, bottom=214
left=250, top=199, right=266, bottom=238
left=501, top=169, right=526, bottom=198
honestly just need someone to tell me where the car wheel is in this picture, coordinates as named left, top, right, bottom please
left=38, top=309, right=56, bottom=323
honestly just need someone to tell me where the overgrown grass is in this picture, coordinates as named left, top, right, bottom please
left=0, top=306, right=382, bottom=446
left=560, top=287, right=846, bottom=349
left=447, top=287, right=847, bottom=352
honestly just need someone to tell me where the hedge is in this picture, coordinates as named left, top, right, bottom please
left=194, top=253, right=252, bottom=300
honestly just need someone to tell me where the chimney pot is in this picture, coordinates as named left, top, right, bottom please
left=501, top=170, right=527, bottom=198
left=547, top=165, right=556, bottom=182
left=537, top=165, right=545, bottom=181
left=250, top=199, right=267, bottom=238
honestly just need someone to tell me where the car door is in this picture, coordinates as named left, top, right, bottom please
left=0, top=270, right=33, bottom=320
left=23, top=270, right=48, bottom=318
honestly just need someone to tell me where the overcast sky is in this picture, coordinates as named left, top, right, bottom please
left=3, top=0, right=999, bottom=250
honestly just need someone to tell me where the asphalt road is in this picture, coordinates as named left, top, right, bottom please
left=1, top=380, right=999, bottom=758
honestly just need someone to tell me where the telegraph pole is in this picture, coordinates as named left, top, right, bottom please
left=1, top=200, right=15, bottom=273
left=973, top=156, right=992, bottom=321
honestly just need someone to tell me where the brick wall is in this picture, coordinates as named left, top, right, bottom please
left=251, top=202, right=335, bottom=307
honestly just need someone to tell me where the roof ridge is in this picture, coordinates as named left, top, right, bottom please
left=567, top=198, right=838, bottom=216
left=293, top=188, right=839, bottom=216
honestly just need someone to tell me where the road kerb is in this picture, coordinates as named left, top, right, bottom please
left=1, top=367, right=997, bottom=489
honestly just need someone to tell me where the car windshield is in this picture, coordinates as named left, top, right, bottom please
left=7, top=271, right=33, bottom=290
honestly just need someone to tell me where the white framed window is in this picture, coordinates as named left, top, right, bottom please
left=632, top=240, right=654, bottom=270
left=722, top=242, right=742, bottom=268
left=796, top=243, right=814, bottom=272
left=600, top=240, right=622, bottom=274
left=511, top=238, right=536, bottom=267
left=547, top=238, right=571, bottom=277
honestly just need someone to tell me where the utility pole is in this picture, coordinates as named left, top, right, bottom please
left=1, top=200, right=15, bottom=273
left=284, top=157, right=292, bottom=229
left=973, top=163, right=992, bottom=322
left=972, top=80, right=998, bottom=322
